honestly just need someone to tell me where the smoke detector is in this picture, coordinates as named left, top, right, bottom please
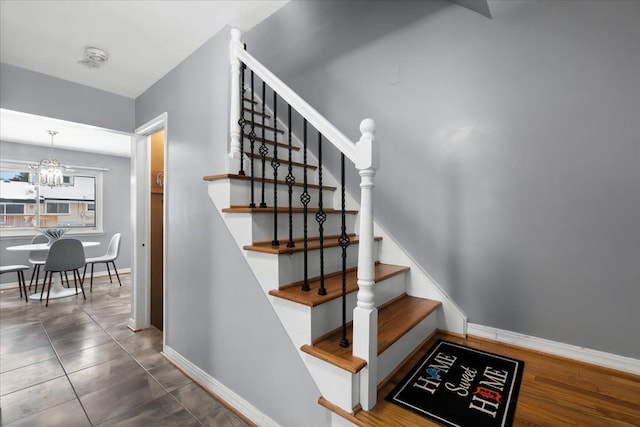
left=78, top=47, right=109, bottom=69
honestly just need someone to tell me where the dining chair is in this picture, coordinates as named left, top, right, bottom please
left=84, top=233, right=121, bottom=292
left=28, top=234, right=49, bottom=292
left=0, top=265, right=29, bottom=302
left=41, top=239, right=86, bottom=306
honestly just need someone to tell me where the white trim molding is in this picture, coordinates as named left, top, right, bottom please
left=163, top=346, right=279, bottom=427
left=468, top=323, right=640, bottom=375
left=131, top=112, right=167, bottom=332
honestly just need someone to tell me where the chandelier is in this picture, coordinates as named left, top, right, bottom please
left=29, top=130, right=73, bottom=187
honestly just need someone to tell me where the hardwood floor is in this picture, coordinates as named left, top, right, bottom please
left=324, top=331, right=640, bottom=426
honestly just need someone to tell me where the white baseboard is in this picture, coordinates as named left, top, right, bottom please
left=163, top=345, right=279, bottom=427
left=468, top=323, right=640, bottom=375
left=0, top=268, right=131, bottom=291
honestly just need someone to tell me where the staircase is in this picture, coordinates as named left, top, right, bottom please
left=205, top=28, right=467, bottom=423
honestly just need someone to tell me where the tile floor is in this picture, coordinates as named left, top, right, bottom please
left=0, top=273, right=250, bottom=427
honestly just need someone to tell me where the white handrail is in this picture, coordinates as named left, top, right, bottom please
left=233, top=40, right=357, bottom=164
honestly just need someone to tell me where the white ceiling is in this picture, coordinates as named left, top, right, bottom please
left=0, top=0, right=288, bottom=157
left=0, top=0, right=288, bottom=98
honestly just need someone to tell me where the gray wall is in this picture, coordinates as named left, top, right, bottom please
left=0, top=141, right=132, bottom=284
left=0, top=65, right=134, bottom=287
left=0, top=63, right=134, bottom=133
left=243, top=0, right=640, bottom=358
left=135, top=27, right=328, bottom=427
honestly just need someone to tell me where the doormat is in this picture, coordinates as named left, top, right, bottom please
left=385, top=340, right=524, bottom=427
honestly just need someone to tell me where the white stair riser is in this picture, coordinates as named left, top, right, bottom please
left=241, top=157, right=315, bottom=185
left=270, top=297, right=313, bottom=348
left=377, top=313, right=439, bottom=385
left=310, top=273, right=407, bottom=342
left=302, top=353, right=360, bottom=413
left=311, top=292, right=357, bottom=342
left=244, top=241, right=381, bottom=292
left=250, top=212, right=356, bottom=243
left=276, top=242, right=380, bottom=287
left=229, top=179, right=336, bottom=210
left=374, top=274, right=407, bottom=307
left=221, top=212, right=357, bottom=253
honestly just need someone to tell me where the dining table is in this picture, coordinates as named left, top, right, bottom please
left=6, top=240, right=100, bottom=301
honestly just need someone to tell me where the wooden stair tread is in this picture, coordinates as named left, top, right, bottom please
left=376, top=295, right=441, bottom=355
left=242, top=133, right=299, bottom=151
left=245, top=121, right=285, bottom=134
left=244, top=234, right=382, bottom=254
left=301, top=295, right=441, bottom=374
left=244, top=152, right=317, bottom=170
left=243, top=107, right=270, bottom=118
left=203, top=173, right=336, bottom=191
left=269, top=263, right=410, bottom=307
left=222, top=206, right=357, bottom=214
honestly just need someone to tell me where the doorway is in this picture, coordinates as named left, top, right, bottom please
left=130, top=113, right=167, bottom=336
left=150, top=130, right=164, bottom=330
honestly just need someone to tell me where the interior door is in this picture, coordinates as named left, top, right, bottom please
left=150, top=130, right=164, bottom=330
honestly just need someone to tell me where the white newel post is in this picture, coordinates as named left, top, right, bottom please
left=227, top=28, right=243, bottom=173
left=353, top=119, right=379, bottom=410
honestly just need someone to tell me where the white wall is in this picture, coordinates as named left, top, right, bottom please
left=0, top=63, right=134, bottom=132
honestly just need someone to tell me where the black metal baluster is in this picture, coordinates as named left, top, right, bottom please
left=300, top=119, right=311, bottom=292
left=286, top=105, right=295, bottom=248
left=259, top=81, right=268, bottom=208
left=238, top=61, right=246, bottom=176
left=339, top=153, right=350, bottom=348
left=316, top=133, right=327, bottom=296
left=247, top=73, right=258, bottom=208
left=271, top=91, right=280, bottom=247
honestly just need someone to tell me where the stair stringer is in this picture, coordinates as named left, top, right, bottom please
left=372, top=220, right=468, bottom=334
left=208, top=184, right=367, bottom=409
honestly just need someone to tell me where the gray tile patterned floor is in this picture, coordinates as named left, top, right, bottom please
left=0, top=274, right=250, bottom=427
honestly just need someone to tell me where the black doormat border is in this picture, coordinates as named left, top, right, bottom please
left=385, top=339, right=525, bottom=427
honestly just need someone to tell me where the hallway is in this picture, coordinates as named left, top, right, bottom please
left=0, top=274, right=250, bottom=426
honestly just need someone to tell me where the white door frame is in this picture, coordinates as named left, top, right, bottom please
left=129, top=113, right=167, bottom=341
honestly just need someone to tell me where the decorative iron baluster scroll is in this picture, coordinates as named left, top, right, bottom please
left=259, top=81, right=268, bottom=208
left=247, top=72, right=257, bottom=207
left=238, top=59, right=246, bottom=176
left=286, top=105, right=295, bottom=248
left=316, top=133, right=327, bottom=296
left=339, top=153, right=350, bottom=348
left=300, top=119, right=310, bottom=292
left=271, top=91, right=280, bottom=247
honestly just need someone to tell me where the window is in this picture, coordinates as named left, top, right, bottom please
left=1, top=203, right=25, bottom=214
left=0, top=165, right=103, bottom=235
left=46, top=202, right=70, bottom=214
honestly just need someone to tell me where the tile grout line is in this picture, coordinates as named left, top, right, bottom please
left=82, top=307, right=205, bottom=426
left=36, top=313, right=95, bottom=427
left=2, top=277, right=214, bottom=426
